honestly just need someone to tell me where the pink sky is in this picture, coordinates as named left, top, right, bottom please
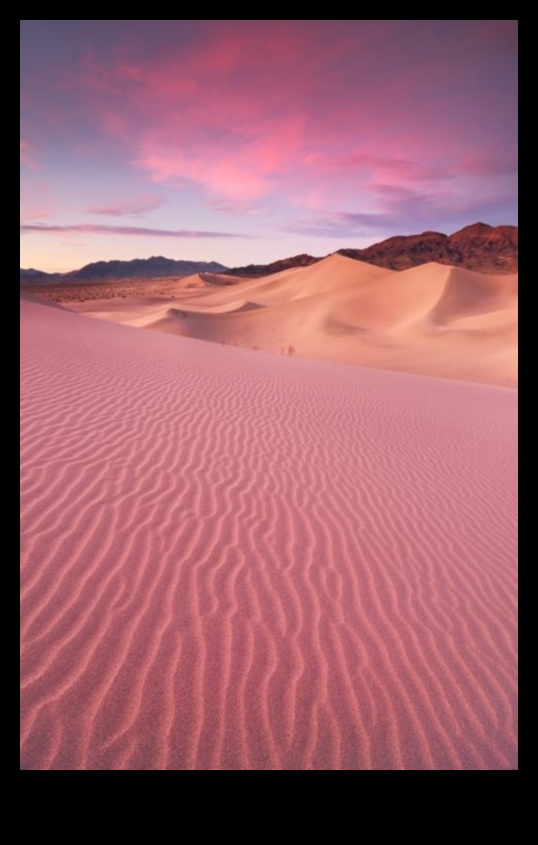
left=20, top=20, right=518, bottom=271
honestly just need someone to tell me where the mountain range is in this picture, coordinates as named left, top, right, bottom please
left=228, top=223, right=518, bottom=276
left=338, top=222, right=517, bottom=273
left=20, top=223, right=517, bottom=284
left=20, top=256, right=229, bottom=284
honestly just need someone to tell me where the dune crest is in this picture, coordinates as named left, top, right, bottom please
left=67, top=257, right=518, bottom=387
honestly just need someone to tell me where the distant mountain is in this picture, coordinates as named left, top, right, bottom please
left=20, top=224, right=518, bottom=286
left=226, top=224, right=518, bottom=277
left=224, top=253, right=320, bottom=277
left=20, top=255, right=229, bottom=284
left=338, top=223, right=518, bottom=273
left=19, top=268, right=54, bottom=282
left=70, top=255, right=229, bottom=280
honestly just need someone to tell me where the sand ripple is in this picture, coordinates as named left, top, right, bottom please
left=20, top=297, right=518, bottom=769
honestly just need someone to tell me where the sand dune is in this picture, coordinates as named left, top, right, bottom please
left=20, top=295, right=518, bottom=770
left=67, top=256, right=518, bottom=386
left=210, top=254, right=395, bottom=306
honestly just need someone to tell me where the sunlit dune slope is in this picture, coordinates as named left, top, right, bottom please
left=67, top=256, right=518, bottom=386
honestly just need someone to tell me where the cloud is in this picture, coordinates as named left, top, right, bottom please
left=473, top=19, right=518, bottom=46
left=22, top=21, right=518, bottom=233
left=20, top=223, right=246, bottom=238
left=281, top=212, right=387, bottom=239
left=302, top=152, right=454, bottom=186
left=20, top=174, right=58, bottom=221
left=75, top=23, right=366, bottom=202
left=370, top=183, right=518, bottom=227
left=459, top=156, right=519, bottom=178
left=87, top=195, right=165, bottom=216
left=281, top=184, right=518, bottom=240
left=208, top=197, right=263, bottom=216
left=20, top=140, right=38, bottom=170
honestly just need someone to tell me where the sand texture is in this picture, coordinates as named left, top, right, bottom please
left=20, top=295, right=518, bottom=769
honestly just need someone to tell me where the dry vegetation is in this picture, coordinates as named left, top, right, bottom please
left=20, top=275, right=213, bottom=304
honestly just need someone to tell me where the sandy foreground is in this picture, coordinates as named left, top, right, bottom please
left=20, top=294, right=518, bottom=769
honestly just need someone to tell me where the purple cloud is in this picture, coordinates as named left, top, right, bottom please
left=281, top=185, right=518, bottom=239
left=281, top=212, right=385, bottom=239
left=87, top=195, right=166, bottom=216
left=20, top=140, right=38, bottom=170
left=20, top=223, right=247, bottom=238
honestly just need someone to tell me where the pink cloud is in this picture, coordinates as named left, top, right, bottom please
left=20, top=175, right=58, bottom=221
left=459, top=156, right=518, bottom=178
left=473, top=19, right=518, bottom=46
left=302, top=151, right=455, bottom=191
left=20, top=223, right=246, bottom=238
left=283, top=185, right=517, bottom=240
left=67, top=20, right=516, bottom=221
left=20, top=140, right=38, bottom=170
left=87, top=195, right=165, bottom=216
left=76, top=23, right=359, bottom=202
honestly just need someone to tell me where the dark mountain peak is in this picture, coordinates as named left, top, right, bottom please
left=19, top=268, right=55, bottom=283
left=452, top=221, right=492, bottom=234
left=449, top=222, right=493, bottom=242
left=21, top=256, right=229, bottom=284
left=21, top=222, right=517, bottom=287
left=340, top=230, right=456, bottom=271
left=224, top=224, right=517, bottom=278
left=340, top=223, right=517, bottom=273
left=225, top=253, right=319, bottom=278
left=20, top=267, right=51, bottom=278
left=71, top=256, right=229, bottom=280
left=449, top=222, right=517, bottom=243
